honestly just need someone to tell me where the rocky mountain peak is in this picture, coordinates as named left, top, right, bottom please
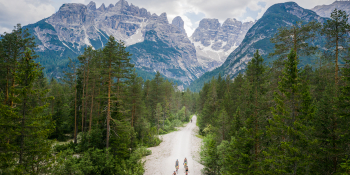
left=116, top=0, right=129, bottom=6
left=222, top=18, right=241, bottom=27
left=158, top=12, right=169, bottom=24
left=172, top=16, right=186, bottom=35
left=49, top=3, right=88, bottom=25
left=87, top=1, right=96, bottom=11
left=311, top=0, right=350, bottom=19
left=190, top=17, right=255, bottom=71
left=198, top=18, right=221, bottom=30
left=108, top=4, right=114, bottom=9
left=97, top=3, right=106, bottom=11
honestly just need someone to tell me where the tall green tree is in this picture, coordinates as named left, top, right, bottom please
left=0, top=48, right=54, bottom=174
left=265, top=49, right=316, bottom=175
left=322, top=9, right=349, bottom=84
left=270, top=21, right=320, bottom=60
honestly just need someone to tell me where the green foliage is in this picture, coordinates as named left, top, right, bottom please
left=197, top=10, right=350, bottom=174
left=0, top=27, right=197, bottom=174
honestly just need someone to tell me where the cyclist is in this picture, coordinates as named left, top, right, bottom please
left=172, top=170, right=177, bottom=175
left=183, top=157, right=188, bottom=168
left=185, top=165, right=189, bottom=174
left=175, top=159, right=179, bottom=173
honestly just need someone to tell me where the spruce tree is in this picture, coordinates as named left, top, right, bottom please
left=265, top=49, right=315, bottom=174
left=0, top=48, right=54, bottom=173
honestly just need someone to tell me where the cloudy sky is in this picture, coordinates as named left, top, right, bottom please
left=0, top=0, right=337, bottom=36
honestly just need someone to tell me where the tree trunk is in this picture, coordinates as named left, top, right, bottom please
left=131, top=99, right=135, bottom=127
left=106, top=60, right=111, bottom=149
left=85, top=65, right=90, bottom=131
left=4, top=67, right=9, bottom=104
left=81, top=67, right=86, bottom=133
left=89, top=79, right=95, bottom=132
left=11, top=65, right=16, bottom=108
left=19, top=59, right=29, bottom=165
left=74, top=85, right=77, bottom=144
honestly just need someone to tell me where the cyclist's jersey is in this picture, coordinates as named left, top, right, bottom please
left=176, top=161, right=179, bottom=166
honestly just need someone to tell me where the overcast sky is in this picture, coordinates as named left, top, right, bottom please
left=0, top=0, right=337, bottom=36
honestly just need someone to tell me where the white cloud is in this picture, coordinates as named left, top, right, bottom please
left=0, top=0, right=55, bottom=33
left=242, top=16, right=255, bottom=23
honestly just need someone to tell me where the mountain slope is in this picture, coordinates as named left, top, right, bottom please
left=312, top=1, right=350, bottom=18
left=190, top=18, right=255, bottom=71
left=189, top=2, right=326, bottom=92
left=23, top=0, right=204, bottom=85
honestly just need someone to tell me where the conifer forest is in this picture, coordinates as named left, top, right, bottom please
left=0, top=26, right=196, bottom=174
left=1, top=7, right=350, bottom=175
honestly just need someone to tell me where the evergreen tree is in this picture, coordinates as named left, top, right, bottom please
left=264, top=49, right=315, bottom=174
left=322, top=9, right=349, bottom=84
left=0, top=48, right=54, bottom=173
left=270, top=21, right=320, bottom=60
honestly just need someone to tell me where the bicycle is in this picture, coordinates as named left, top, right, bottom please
left=175, top=165, right=179, bottom=173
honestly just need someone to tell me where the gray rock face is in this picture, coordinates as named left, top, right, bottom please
left=189, top=1, right=327, bottom=91
left=311, top=1, right=350, bottom=19
left=172, top=16, right=186, bottom=35
left=190, top=18, right=255, bottom=71
left=30, top=0, right=204, bottom=85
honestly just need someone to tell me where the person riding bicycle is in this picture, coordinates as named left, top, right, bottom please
left=172, top=170, right=177, bottom=175
left=183, top=157, right=188, bottom=168
left=175, top=159, right=179, bottom=171
left=185, top=165, right=189, bottom=174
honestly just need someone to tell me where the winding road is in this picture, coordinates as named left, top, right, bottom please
left=143, top=115, right=204, bottom=175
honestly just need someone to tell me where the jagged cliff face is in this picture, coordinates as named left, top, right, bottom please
left=190, top=18, right=255, bottom=71
left=127, top=12, right=204, bottom=84
left=311, top=1, right=350, bottom=19
left=189, top=2, right=326, bottom=92
left=26, top=0, right=204, bottom=84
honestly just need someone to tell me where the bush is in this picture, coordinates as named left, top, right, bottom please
left=52, top=147, right=146, bottom=175
left=54, top=141, right=76, bottom=153
left=76, top=129, right=104, bottom=152
left=158, top=128, right=167, bottom=135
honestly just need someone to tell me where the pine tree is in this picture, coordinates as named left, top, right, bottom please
left=265, top=49, right=316, bottom=174
left=244, top=50, right=267, bottom=173
left=270, top=21, right=320, bottom=60
left=0, top=48, right=54, bottom=173
left=63, top=58, right=78, bottom=143
left=322, top=9, right=349, bottom=84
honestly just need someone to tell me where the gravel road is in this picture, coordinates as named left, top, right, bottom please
left=143, top=115, right=204, bottom=175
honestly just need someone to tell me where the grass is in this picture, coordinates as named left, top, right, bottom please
left=196, top=135, right=204, bottom=139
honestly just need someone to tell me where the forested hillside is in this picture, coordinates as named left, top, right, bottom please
left=0, top=25, right=196, bottom=174
left=196, top=9, right=350, bottom=174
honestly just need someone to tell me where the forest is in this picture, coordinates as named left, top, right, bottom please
left=2, top=7, right=350, bottom=175
left=196, top=9, right=350, bottom=174
left=0, top=25, right=196, bottom=174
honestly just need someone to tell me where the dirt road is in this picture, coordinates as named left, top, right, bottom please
left=143, top=115, right=204, bottom=175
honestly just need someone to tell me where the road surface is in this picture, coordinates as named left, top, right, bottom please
left=143, top=115, right=204, bottom=175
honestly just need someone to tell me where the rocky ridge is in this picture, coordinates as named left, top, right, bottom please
left=311, top=1, right=350, bottom=19
left=190, top=18, right=255, bottom=71
left=27, top=0, right=205, bottom=84
left=189, top=2, right=326, bottom=91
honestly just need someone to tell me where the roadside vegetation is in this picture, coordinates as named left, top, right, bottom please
left=196, top=9, right=350, bottom=174
left=0, top=25, right=195, bottom=174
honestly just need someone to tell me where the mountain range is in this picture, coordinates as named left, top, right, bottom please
left=21, top=0, right=349, bottom=89
left=23, top=0, right=252, bottom=86
left=188, top=1, right=341, bottom=91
